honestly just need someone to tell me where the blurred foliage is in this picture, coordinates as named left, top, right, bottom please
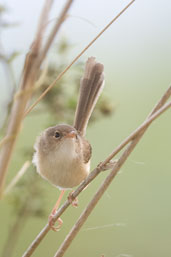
left=0, top=4, right=19, bottom=28
left=7, top=170, right=47, bottom=219
left=2, top=169, right=47, bottom=257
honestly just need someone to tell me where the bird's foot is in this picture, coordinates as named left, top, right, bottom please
left=48, top=214, right=63, bottom=232
left=68, top=191, right=78, bottom=207
left=98, top=159, right=118, bottom=171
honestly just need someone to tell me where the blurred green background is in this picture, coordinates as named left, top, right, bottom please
left=0, top=1, right=171, bottom=257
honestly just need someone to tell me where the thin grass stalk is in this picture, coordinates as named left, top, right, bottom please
left=4, top=161, right=30, bottom=195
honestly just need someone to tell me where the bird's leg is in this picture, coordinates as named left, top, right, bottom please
left=68, top=191, right=78, bottom=207
left=48, top=189, right=65, bottom=232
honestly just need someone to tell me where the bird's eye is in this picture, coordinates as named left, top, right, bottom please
left=54, top=131, right=60, bottom=138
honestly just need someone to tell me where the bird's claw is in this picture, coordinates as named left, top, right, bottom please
left=98, top=160, right=118, bottom=171
left=48, top=214, right=63, bottom=232
left=68, top=191, right=78, bottom=207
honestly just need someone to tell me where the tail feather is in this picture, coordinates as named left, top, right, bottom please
left=74, top=57, right=104, bottom=136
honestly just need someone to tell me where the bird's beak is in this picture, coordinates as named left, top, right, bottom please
left=65, top=131, right=76, bottom=139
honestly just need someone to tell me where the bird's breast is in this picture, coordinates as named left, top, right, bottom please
left=34, top=138, right=90, bottom=189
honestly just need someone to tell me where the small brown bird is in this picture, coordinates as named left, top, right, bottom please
left=33, top=57, right=104, bottom=231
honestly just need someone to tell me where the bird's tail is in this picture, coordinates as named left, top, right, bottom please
left=74, top=57, right=104, bottom=136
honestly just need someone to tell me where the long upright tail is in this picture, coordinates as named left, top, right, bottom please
left=73, top=57, right=104, bottom=136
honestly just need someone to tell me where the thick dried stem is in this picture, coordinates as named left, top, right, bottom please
left=0, top=0, right=53, bottom=195
left=38, top=0, right=74, bottom=66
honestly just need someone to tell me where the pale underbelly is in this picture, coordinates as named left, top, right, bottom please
left=38, top=157, right=90, bottom=189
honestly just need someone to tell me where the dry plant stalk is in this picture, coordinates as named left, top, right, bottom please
left=38, top=0, right=74, bottom=65
left=0, top=0, right=74, bottom=196
left=4, top=161, right=30, bottom=195
left=22, top=87, right=171, bottom=257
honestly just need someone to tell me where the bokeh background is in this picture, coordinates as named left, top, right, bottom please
left=0, top=0, right=171, bottom=257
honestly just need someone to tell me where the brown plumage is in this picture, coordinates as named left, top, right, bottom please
left=33, top=57, right=104, bottom=189
left=74, top=57, right=104, bottom=136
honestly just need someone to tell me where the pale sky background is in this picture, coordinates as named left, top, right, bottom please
left=0, top=0, right=171, bottom=124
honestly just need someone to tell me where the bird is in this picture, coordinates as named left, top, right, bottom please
left=33, top=57, right=105, bottom=231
